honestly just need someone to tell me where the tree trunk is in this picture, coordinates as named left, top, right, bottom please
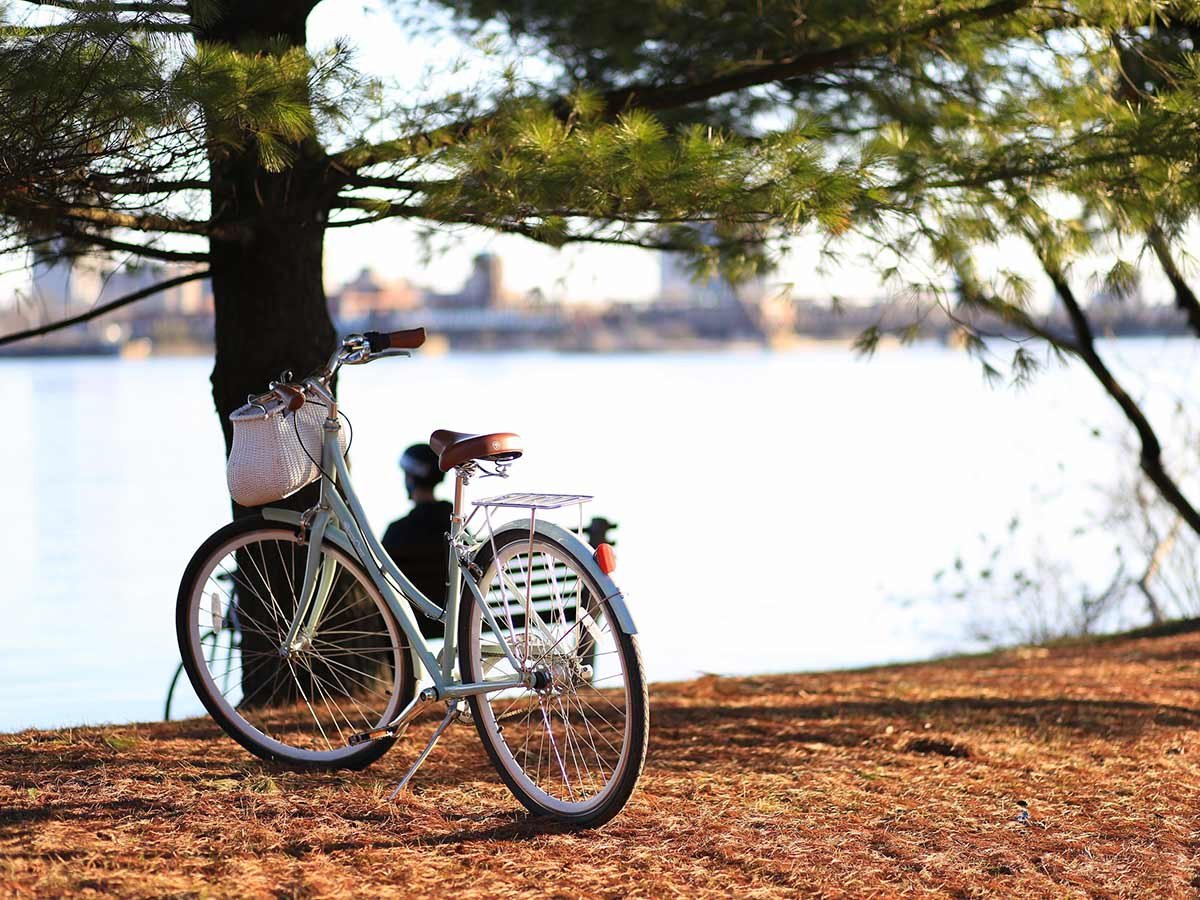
left=209, top=218, right=334, bottom=458
left=197, top=5, right=334, bottom=454
left=195, top=2, right=382, bottom=710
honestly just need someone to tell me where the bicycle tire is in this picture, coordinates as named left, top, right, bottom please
left=176, top=514, right=416, bottom=771
left=459, top=523, right=648, bottom=827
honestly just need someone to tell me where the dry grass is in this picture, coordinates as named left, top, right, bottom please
left=6, top=626, right=1200, bottom=897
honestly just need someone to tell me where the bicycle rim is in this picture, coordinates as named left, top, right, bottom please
left=462, top=533, right=646, bottom=820
left=181, top=526, right=408, bottom=765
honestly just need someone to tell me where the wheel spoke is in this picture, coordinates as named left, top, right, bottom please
left=184, top=527, right=409, bottom=762
left=467, top=536, right=641, bottom=815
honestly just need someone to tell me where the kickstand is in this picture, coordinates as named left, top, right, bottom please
left=387, top=703, right=462, bottom=801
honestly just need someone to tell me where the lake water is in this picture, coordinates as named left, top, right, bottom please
left=3, top=339, right=1198, bottom=732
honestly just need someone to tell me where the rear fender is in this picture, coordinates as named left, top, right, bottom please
left=475, top=518, right=638, bottom=635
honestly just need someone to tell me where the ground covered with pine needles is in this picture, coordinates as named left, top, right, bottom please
left=5, top=624, right=1200, bottom=896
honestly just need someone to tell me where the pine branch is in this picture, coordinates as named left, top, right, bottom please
left=954, top=263, right=1079, bottom=353
left=59, top=225, right=209, bottom=262
left=328, top=198, right=761, bottom=249
left=1033, top=245, right=1200, bottom=538
left=589, top=0, right=1032, bottom=115
left=892, top=149, right=1163, bottom=195
left=1146, top=223, right=1200, bottom=339
left=62, top=206, right=214, bottom=235
left=332, top=0, right=1035, bottom=170
left=0, top=267, right=209, bottom=348
left=449, top=218, right=700, bottom=251
left=14, top=201, right=221, bottom=236
left=14, top=1, right=190, bottom=14
left=327, top=197, right=415, bottom=226
left=2, top=20, right=194, bottom=34
left=338, top=173, right=437, bottom=192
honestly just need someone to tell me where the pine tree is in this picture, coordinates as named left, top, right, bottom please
left=0, top=0, right=1081, bottom=464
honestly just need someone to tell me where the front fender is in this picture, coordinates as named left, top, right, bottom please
left=261, top=507, right=428, bottom=684
left=476, top=518, right=638, bottom=635
left=261, top=507, right=359, bottom=558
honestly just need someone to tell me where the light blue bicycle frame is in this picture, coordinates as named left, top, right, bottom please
left=268, top=404, right=533, bottom=728
left=252, top=345, right=638, bottom=749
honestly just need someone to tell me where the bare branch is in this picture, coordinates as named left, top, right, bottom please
left=87, top=176, right=213, bottom=195
left=0, top=267, right=209, bottom=348
left=1033, top=244, right=1200, bottom=538
left=59, top=224, right=209, bottom=262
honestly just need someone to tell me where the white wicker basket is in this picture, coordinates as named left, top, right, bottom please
left=226, top=393, right=347, bottom=507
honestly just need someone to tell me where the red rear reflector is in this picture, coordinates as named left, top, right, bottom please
left=594, top=543, right=616, bottom=574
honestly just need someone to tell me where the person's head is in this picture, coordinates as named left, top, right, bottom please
left=400, top=443, right=444, bottom=501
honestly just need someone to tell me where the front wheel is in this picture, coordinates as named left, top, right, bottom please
left=176, top=516, right=416, bottom=770
left=459, top=525, right=648, bottom=827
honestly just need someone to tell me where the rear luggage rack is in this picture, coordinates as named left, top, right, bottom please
left=473, top=492, right=592, bottom=510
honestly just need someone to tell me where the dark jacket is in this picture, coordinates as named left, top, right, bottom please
left=381, top=500, right=453, bottom=639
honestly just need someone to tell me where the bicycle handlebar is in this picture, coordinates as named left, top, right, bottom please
left=304, top=327, right=430, bottom=403
left=363, top=328, right=426, bottom=353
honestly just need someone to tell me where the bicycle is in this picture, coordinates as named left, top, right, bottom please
left=175, top=328, right=648, bottom=827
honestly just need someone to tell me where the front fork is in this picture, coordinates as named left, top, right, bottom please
left=281, top=417, right=343, bottom=655
left=281, top=507, right=336, bottom=654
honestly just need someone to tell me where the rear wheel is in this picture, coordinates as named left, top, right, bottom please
left=459, top=525, right=648, bottom=827
left=176, top=516, right=416, bottom=770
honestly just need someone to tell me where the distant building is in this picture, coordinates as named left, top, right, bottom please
left=427, top=253, right=509, bottom=309
left=654, top=225, right=771, bottom=340
left=331, top=267, right=419, bottom=321
left=32, top=255, right=211, bottom=319
left=31, top=255, right=102, bottom=311
left=660, top=251, right=742, bottom=307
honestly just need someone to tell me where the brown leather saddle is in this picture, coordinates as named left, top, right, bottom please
left=429, top=429, right=523, bottom=472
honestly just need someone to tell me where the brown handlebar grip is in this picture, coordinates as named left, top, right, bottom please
left=386, top=327, right=426, bottom=350
left=274, top=384, right=305, bottom=411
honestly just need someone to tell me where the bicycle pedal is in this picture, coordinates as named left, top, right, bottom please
left=348, top=726, right=393, bottom=746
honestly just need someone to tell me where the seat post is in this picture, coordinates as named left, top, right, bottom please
left=444, top=466, right=471, bottom=682
left=452, top=469, right=467, bottom=520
